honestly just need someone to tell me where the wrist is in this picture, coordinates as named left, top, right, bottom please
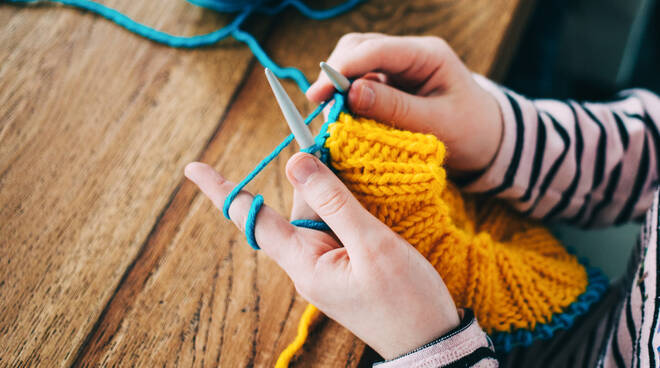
left=443, top=76, right=504, bottom=174
left=378, top=307, right=461, bottom=360
left=455, top=74, right=527, bottom=193
left=375, top=309, right=497, bottom=367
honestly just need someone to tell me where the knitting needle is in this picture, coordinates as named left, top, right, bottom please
left=265, top=68, right=320, bottom=158
left=320, top=61, right=351, bottom=93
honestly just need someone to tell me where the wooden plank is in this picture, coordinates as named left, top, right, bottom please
left=72, top=0, right=532, bottom=367
left=0, top=1, right=267, bottom=366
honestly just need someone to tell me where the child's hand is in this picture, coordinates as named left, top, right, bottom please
left=307, top=33, right=503, bottom=173
left=185, top=154, right=460, bottom=360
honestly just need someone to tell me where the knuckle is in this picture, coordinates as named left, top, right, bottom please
left=365, top=232, right=407, bottom=268
left=432, top=38, right=455, bottom=60
left=369, top=234, right=396, bottom=259
left=315, top=185, right=349, bottom=218
left=430, top=36, right=448, bottom=49
left=338, top=32, right=363, bottom=46
left=341, top=33, right=387, bottom=53
left=359, top=37, right=385, bottom=54
left=419, top=35, right=448, bottom=51
left=228, top=192, right=252, bottom=231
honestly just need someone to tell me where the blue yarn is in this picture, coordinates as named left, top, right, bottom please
left=226, top=91, right=344, bottom=249
left=232, top=29, right=310, bottom=90
left=245, top=194, right=264, bottom=249
left=6, top=0, right=247, bottom=47
left=222, top=101, right=328, bottom=220
left=230, top=91, right=344, bottom=252
left=189, top=0, right=365, bottom=19
left=185, top=0, right=264, bottom=13
left=5, top=0, right=363, bottom=89
left=290, top=219, right=330, bottom=231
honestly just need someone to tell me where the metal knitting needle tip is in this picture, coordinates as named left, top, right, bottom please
left=265, top=68, right=318, bottom=155
left=320, top=61, right=351, bottom=93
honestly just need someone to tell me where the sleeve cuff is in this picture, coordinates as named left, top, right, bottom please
left=373, top=309, right=498, bottom=368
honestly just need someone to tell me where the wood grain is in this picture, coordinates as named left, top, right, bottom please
left=0, top=1, right=267, bottom=366
left=0, top=0, right=531, bottom=366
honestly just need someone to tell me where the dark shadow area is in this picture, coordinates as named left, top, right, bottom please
left=504, top=0, right=659, bottom=280
left=505, top=0, right=659, bottom=100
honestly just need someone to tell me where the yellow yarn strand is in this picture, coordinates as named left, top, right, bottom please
left=276, top=113, right=589, bottom=366
left=275, top=304, right=320, bottom=368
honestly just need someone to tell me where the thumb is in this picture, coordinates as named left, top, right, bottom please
left=347, top=78, right=444, bottom=135
left=285, top=152, right=392, bottom=255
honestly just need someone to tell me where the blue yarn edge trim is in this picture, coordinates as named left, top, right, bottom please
left=489, top=256, right=609, bottom=353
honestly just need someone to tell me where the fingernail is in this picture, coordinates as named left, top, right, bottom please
left=184, top=162, right=203, bottom=182
left=356, top=82, right=375, bottom=111
left=292, top=156, right=318, bottom=184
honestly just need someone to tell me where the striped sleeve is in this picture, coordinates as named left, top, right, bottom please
left=596, top=189, right=660, bottom=368
left=466, top=75, right=660, bottom=227
left=497, top=189, right=660, bottom=367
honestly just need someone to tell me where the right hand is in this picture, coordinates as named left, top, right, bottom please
left=306, top=33, right=504, bottom=173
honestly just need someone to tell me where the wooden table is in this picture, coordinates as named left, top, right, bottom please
left=0, top=0, right=532, bottom=366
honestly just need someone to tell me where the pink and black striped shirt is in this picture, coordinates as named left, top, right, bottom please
left=375, top=76, right=660, bottom=368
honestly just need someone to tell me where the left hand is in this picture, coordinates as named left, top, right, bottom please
left=185, top=153, right=459, bottom=360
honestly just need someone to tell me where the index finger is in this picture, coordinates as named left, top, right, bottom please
left=306, top=35, right=455, bottom=102
left=305, top=33, right=384, bottom=102
left=185, top=162, right=317, bottom=279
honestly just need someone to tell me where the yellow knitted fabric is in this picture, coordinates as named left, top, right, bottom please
left=276, top=112, right=588, bottom=365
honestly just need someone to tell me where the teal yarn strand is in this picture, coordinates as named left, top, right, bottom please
left=231, top=92, right=344, bottom=249
left=245, top=194, right=264, bottom=250
left=221, top=101, right=327, bottom=220
left=188, top=0, right=364, bottom=19
left=185, top=0, right=265, bottom=13
left=5, top=0, right=246, bottom=47
left=290, top=219, right=330, bottom=231
left=4, top=0, right=363, bottom=89
left=232, top=29, right=310, bottom=91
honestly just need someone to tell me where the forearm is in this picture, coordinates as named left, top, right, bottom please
left=463, top=76, right=660, bottom=227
